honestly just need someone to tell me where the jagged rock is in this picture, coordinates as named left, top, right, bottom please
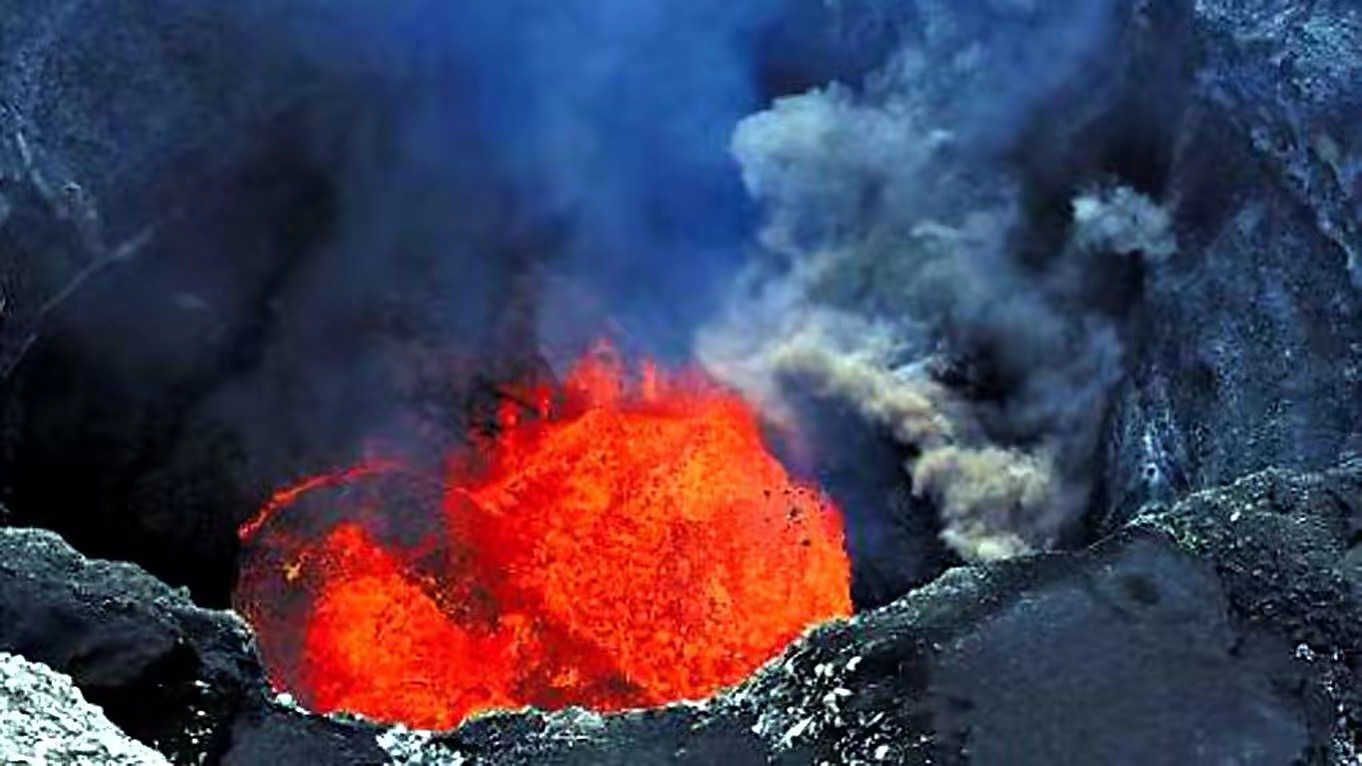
left=0, top=651, right=171, bottom=765
left=1103, top=0, right=1362, bottom=523
left=7, top=461, right=1361, bottom=764
left=407, top=462, right=1361, bottom=765
left=0, top=527, right=255, bottom=760
left=0, top=0, right=339, bottom=606
left=0, top=527, right=387, bottom=765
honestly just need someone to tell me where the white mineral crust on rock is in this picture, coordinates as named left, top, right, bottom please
left=0, top=652, right=170, bottom=765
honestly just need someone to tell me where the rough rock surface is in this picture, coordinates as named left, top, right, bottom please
left=0, top=651, right=171, bottom=765
left=396, top=462, right=1361, bottom=766
left=1103, top=0, right=1362, bottom=524
left=0, top=527, right=387, bottom=765
left=2, top=460, right=1360, bottom=764
left=0, top=0, right=365, bottom=607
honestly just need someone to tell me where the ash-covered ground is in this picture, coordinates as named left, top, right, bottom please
left=1, top=0, right=1361, bottom=763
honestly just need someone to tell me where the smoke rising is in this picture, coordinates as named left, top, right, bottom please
left=1072, top=186, right=1177, bottom=260
left=699, top=0, right=1175, bottom=560
left=1, top=0, right=858, bottom=603
left=1, top=0, right=1183, bottom=603
left=241, top=0, right=818, bottom=361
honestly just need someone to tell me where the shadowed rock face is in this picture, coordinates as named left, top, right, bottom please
left=1, top=463, right=1360, bottom=764
left=0, top=0, right=349, bottom=607
left=0, top=527, right=388, bottom=764
left=1102, top=0, right=1362, bottom=526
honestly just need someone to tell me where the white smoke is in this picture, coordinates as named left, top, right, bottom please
left=1072, top=186, right=1177, bottom=260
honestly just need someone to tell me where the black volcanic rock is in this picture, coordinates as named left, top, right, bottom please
left=0, top=0, right=539, bottom=608
left=419, top=463, right=1362, bottom=766
left=3, top=461, right=1361, bottom=764
left=0, top=527, right=256, bottom=759
left=1102, top=0, right=1362, bottom=525
left=0, top=527, right=388, bottom=765
left=0, top=0, right=342, bottom=606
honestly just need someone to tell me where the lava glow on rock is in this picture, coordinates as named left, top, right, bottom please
left=235, top=343, right=852, bottom=730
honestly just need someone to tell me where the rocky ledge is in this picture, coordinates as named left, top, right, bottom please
left=2, top=460, right=1360, bottom=765
left=0, top=651, right=170, bottom=765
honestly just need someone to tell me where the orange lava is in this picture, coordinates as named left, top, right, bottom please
left=236, top=342, right=851, bottom=730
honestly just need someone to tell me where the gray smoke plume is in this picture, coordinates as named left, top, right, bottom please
left=1072, top=186, right=1177, bottom=260
left=698, top=1, right=1175, bottom=561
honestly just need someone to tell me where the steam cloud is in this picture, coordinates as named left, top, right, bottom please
left=698, top=1, right=1175, bottom=561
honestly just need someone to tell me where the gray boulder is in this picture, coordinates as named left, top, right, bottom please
left=0, top=651, right=171, bottom=765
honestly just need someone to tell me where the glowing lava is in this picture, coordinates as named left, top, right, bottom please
left=236, top=343, right=851, bottom=730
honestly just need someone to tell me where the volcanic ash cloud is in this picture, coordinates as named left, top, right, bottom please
left=697, top=10, right=1174, bottom=562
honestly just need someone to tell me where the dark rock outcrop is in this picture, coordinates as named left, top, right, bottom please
left=419, top=462, right=1362, bottom=766
left=1102, top=0, right=1362, bottom=525
left=0, top=527, right=387, bottom=765
left=0, top=0, right=344, bottom=606
left=3, top=461, right=1361, bottom=764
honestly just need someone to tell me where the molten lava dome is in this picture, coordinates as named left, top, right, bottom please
left=236, top=343, right=852, bottom=730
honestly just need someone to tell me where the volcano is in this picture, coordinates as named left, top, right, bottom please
left=235, top=342, right=852, bottom=729
left=5, top=1, right=1362, bottom=763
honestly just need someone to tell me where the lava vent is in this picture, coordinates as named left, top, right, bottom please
left=235, top=342, right=852, bottom=729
